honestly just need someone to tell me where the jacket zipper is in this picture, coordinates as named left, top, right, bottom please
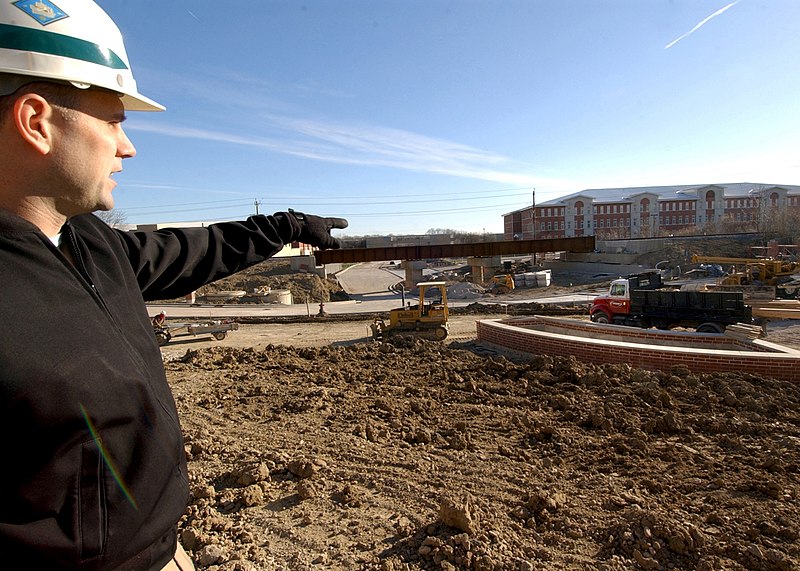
left=64, top=222, right=112, bottom=316
left=63, top=221, right=190, bottom=490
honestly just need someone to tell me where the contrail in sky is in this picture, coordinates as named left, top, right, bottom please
left=665, top=1, right=739, bottom=49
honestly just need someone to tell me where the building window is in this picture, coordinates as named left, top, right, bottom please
left=706, top=190, right=715, bottom=209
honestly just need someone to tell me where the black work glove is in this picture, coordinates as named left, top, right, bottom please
left=287, top=209, right=349, bottom=249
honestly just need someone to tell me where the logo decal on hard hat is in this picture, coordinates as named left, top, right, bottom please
left=13, top=0, right=67, bottom=26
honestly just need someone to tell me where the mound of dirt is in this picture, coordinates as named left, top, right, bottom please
left=196, top=260, right=348, bottom=303
left=167, top=338, right=800, bottom=570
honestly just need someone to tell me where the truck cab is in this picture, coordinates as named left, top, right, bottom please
left=590, top=272, right=662, bottom=324
left=590, top=271, right=751, bottom=333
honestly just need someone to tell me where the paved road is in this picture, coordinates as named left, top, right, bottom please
left=146, top=292, right=596, bottom=319
left=335, top=261, right=403, bottom=295
left=146, top=262, right=597, bottom=319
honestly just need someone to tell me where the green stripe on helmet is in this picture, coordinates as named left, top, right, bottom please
left=0, top=23, right=128, bottom=70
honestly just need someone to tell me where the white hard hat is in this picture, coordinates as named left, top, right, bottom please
left=0, top=0, right=163, bottom=111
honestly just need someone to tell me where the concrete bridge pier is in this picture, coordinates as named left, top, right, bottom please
left=468, top=256, right=502, bottom=283
left=403, top=260, right=428, bottom=288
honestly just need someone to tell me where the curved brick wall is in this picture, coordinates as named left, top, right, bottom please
left=476, top=316, right=800, bottom=383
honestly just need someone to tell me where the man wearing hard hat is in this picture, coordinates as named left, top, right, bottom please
left=0, top=1, right=347, bottom=568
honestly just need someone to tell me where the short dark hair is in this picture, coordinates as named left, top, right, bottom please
left=0, top=81, right=81, bottom=128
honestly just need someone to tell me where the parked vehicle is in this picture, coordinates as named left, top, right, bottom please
left=590, top=272, right=752, bottom=333
left=152, top=316, right=239, bottom=346
left=691, top=255, right=800, bottom=299
left=488, top=273, right=515, bottom=294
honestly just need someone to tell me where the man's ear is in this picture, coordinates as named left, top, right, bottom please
left=13, top=93, right=54, bottom=155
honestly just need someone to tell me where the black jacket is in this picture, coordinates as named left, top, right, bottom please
left=0, top=209, right=300, bottom=569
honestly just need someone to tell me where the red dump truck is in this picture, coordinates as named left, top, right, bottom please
left=589, top=272, right=752, bottom=333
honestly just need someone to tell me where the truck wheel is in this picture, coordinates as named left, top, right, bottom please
left=591, top=313, right=610, bottom=324
left=696, top=322, right=724, bottom=334
left=212, top=332, right=227, bottom=340
left=434, top=327, right=448, bottom=340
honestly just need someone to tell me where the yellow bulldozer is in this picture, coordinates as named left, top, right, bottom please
left=691, top=255, right=800, bottom=299
left=370, top=281, right=449, bottom=341
left=488, top=273, right=515, bottom=294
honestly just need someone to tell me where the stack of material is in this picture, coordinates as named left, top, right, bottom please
left=750, top=299, right=800, bottom=320
left=724, top=323, right=765, bottom=341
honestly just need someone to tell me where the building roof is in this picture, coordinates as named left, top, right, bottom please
left=504, top=183, right=800, bottom=215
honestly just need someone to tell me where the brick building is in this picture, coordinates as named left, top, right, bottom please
left=503, top=183, right=800, bottom=240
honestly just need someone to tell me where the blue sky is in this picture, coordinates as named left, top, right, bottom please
left=97, top=0, right=800, bottom=236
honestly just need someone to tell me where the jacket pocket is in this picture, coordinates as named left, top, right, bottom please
left=79, top=440, right=107, bottom=559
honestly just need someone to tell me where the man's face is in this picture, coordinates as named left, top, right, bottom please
left=48, top=88, right=136, bottom=216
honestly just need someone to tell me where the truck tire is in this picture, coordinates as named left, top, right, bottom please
left=696, top=322, right=724, bottom=334
left=212, top=332, right=227, bottom=340
left=591, top=313, right=610, bottom=324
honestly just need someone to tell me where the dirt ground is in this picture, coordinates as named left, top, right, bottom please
left=163, top=312, right=800, bottom=571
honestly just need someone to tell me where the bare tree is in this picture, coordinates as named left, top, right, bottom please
left=94, top=209, right=128, bottom=228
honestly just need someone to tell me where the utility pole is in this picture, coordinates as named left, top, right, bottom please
left=254, top=199, right=261, bottom=215
left=531, top=188, right=536, bottom=264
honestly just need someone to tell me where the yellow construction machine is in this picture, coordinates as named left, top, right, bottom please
left=691, top=255, right=800, bottom=299
left=370, top=281, right=449, bottom=341
left=488, top=273, right=515, bottom=294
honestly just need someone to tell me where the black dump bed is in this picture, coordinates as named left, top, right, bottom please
left=630, top=289, right=752, bottom=324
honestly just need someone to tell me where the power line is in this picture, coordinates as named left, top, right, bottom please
left=335, top=202, right=526, bottom=217
left=117, top=186, right=533, bottom=213
left=117, top=192, right=531, bottom=218
left=120, top=197, right=255, bottom=211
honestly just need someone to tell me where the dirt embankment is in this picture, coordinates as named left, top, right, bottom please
left=196, top=260, right=348, bottom=303
left=167, top=334, right=800, bottom=571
